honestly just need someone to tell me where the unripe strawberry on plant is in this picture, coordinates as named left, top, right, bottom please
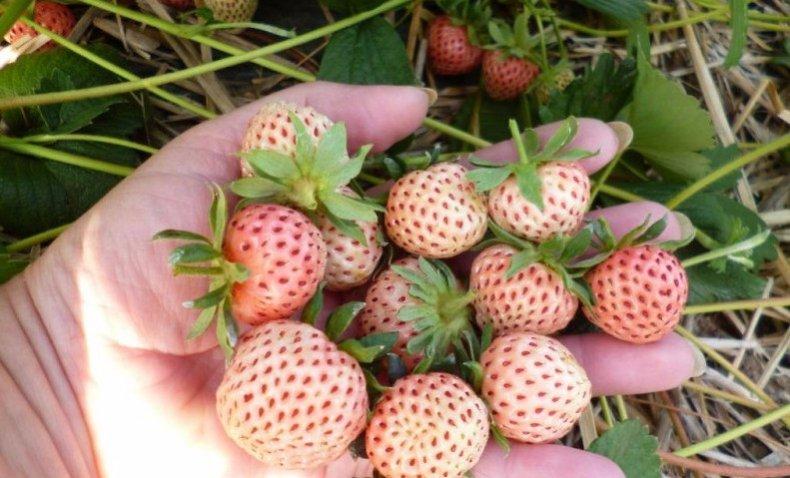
left=359, top=257, right=475, bottom=370
left=481, top=332, right=591, bottom=443
left=535, top=63, right=575, bottom=103
left=584, top=244, right=688, bottom=344
left=481, top=14, right=541, bottom=100
left=385, top=162, right=487, bottom=258
left=233, top=102, right=384, bottom=288
left=4, top=1, right=75, bottom=49
left=197, top=0, right=258, bottom=23
left=366, top=372, right=490, bottom=478
left=216, top=320, right=368, bottom=469
left=483, top=50, right=540, bottom=100
left=154, top=187, right=326, bottom=358
left=428, top=16, right=483, bottom=75
left=467, top=117, right=592, bottom=243
left=318, top=187, right=383, bottom=291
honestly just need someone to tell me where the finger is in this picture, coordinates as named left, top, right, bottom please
left=586, top=201, right=682, bottom=245
left=143, top=82, right=431, bottom=180
left=471, top=118, right=625, bottom=175
left=560, top=332, right=704, bottom=396
left=474, top=442, right=624, bottom=478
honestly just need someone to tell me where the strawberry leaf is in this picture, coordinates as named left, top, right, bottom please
left=514, top=164, right=544, bottom=210
left=462, top=361, right=484, bottom=393
left=290, top=112, right=317, bottom=168
left=321, top=191, right=379, bottom=223
left=466, top=167, right=512, bottom=193
left=589, top=420, right=660, bottom=478
left=168, top=243, right=221, bottom=265
left=362, top=368, right=389, bottom=394
left=230, top=177, right=286, bottom=199
left=560, top=227, right=593, bottom=263
left=326, top=301, right=366, bottom=341
left=325, top=211, right=368, bottom=246
left=216, top=300, right=238, bottom=361
left=539, top=117, right=578, bottom=159
left=505, top=249, right=539, bottom=278
left=187, top=306, right=217, bottom=340
left=339, top=339, right=386, bottom=364
left=208, top=184, right=227, bottom=249
left=314, top=122, right=349, bottom=174
left=183, top=283, right=229, bottom=309
left=489, top=419, right=511, bottom=453
left=480, top=323, right=494, bottom=353
left=153, top=229, right=211, bottom=243
left=172, top=265, right=225, bottom=276
left=301, top=283, right=325, bottom=327
left=357, top=332, right=399, bottom=355
left=241, top=149, right=299, bottom=180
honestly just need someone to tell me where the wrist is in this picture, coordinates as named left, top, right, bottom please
left=0, top=275, right=97, bottom=477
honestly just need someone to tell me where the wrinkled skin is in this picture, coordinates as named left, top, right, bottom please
left=0, top=82, right=701, bottom=478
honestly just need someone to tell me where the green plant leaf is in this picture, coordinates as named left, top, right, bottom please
left=623, top=57, right=716, bottom=181
left=325, top=211, right=368, bottom=245
left=357, top=331, right=398, bottom=356
left=318, top=17, right=415, bottom=86
left=686, top=262, right=767, bottom=304
left=514, top=165, right=544, bottom=209
left=723, top=0, right=747, bottom=68
left=321, top=191, right=379, bottom=222
left=209, top=184, right=227, bottom=248
left=589, top=420, right=660, bottom=478
left=326, top=301, right=366, bottom=341
left=465, top=165, right=512, bottom=193
left=539, top=54, right=637, bottom=123
left=183, top=283, right=229, bottom=309
left=169, top=243, right=221, bottom=265
left=301, top=283, right=325, bottom=326
left=314, top=122, right=349, bottom=173
left=573, top=0, right=648, bottom=24
left=230, top=177, right=286, bottom=199
left=338, top=339, right=386, bottom=363
left=153, top=229, right=211, bottom=243
left=186, top=306, right=217, bottom=340
left=242, top=149, right=299, bottom=180
left=216, top=300, right=238, bottom=361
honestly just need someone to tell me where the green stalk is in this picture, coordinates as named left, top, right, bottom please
left=681, top=230, right=771, bottom=268
left=599, top=397, right=615, bottom=427
left=0, top=0, right=411, bottom=110
left=594, top=183, right=644, bottom=202
left=683, top=381, right=774, bottom=412
left=6, top=224, right=70, bottom=253
left=23, top=134, right=158, bottom=155
left=614, top=395, right=628, bottom=420
left=684, top=297, right=790, bottom=315
left=80, top=0, right=315, bottom=83
left=588, top=154, right=624, bottom=205
left=666, top=134, right=790, bottom=209
left=423, top=118, right=492, bottom=149
left=0, top=0, right=32, bottom=40
left=23, top=19, right=216, bottom=119
left=0, top=140, right=134, bottom=176
left=673, top=404, right=790, bottom=458
left=556, top=10, right=721, bottom=37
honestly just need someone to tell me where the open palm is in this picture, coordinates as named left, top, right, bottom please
left=20, top=82, right=701, bottom=478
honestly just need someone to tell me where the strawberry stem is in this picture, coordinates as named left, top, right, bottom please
left=5, top=223, right=71, bottom=253
left=0, top=139, right=134, bottom=177
left=509, top=119, right=531, bottom=165
left=680, top=229, right=770, bottom=268
left=22, top=134, right=158, bottom=155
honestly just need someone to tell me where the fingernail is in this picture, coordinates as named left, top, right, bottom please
left=687, top=340, right=707, bottom=377
left=419, top=87, right=438, bottom=106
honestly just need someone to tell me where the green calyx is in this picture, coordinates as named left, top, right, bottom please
left=438, top=0, right=492, bottom=46
left=392, top=257, right=475, bottom=371
left=466, top=116, right=594, bottom=211
left=153, top=184, right=245, bottom=361
left=231, top=113, right=383, bottom=244
left=485, top=12, right=538, bottom=60
left=481, top=219, right=597, bottom=308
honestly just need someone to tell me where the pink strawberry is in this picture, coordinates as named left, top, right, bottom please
left=160, top=0, right=194, bottom=9
left=366, top=372, right=489, bottom=478
left=319, top=187, right=383, bottom=291
left=470, top=244, right=578, bottom=336
left=482, top=50, right=540, bottom=100
left=239, top=101, right=333, bottom=178
left=584, top=245, right=688, bottom=344
left=4, top=1, right=75, bottom=49
left=224, top=204, right=326, bottom=325
left=428, top=16, right=483, bottom=75
left=359, top=256, right=475, bottom=370
left=488, top=161, right=590, bottom=242
left=358, top=257, right=422, bottom=369
left=216, top=320, right=368, bottom=469
left=481, top=332, right=591, bottom=443
left=385, top=163, right=487, bottom=259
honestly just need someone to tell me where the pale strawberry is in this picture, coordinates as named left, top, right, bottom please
left=470, top=244, right=578, bottom=336
left=358, top=257, right=422, bottom=369
left=385, top=163, right=487, bottom=258
left=224, top=204, right=326, bottom=325
left=216, top=320, right=368, bottom=469
left=318, top=187, right=382, bottom=291
left=196, top=0, right=257, bottom=23
left=584, top=245, right=688, bottom=344
left=428, top=16, right=483, bottom=75
left=239, top=101, right=333, bottom=177
left=481, top=333, right=591, bottom=443
left=488, top=161, right=590, bottom=242
left=359, top=257, right=475, bottom=370
left=4, top=1, right=75, bottom=49
left=366, top=372, right=489, bottom=478
left=482, top=50, right=540, bottom=101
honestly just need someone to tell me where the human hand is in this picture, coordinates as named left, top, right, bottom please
left=1, top=82, right=703, bottom=478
